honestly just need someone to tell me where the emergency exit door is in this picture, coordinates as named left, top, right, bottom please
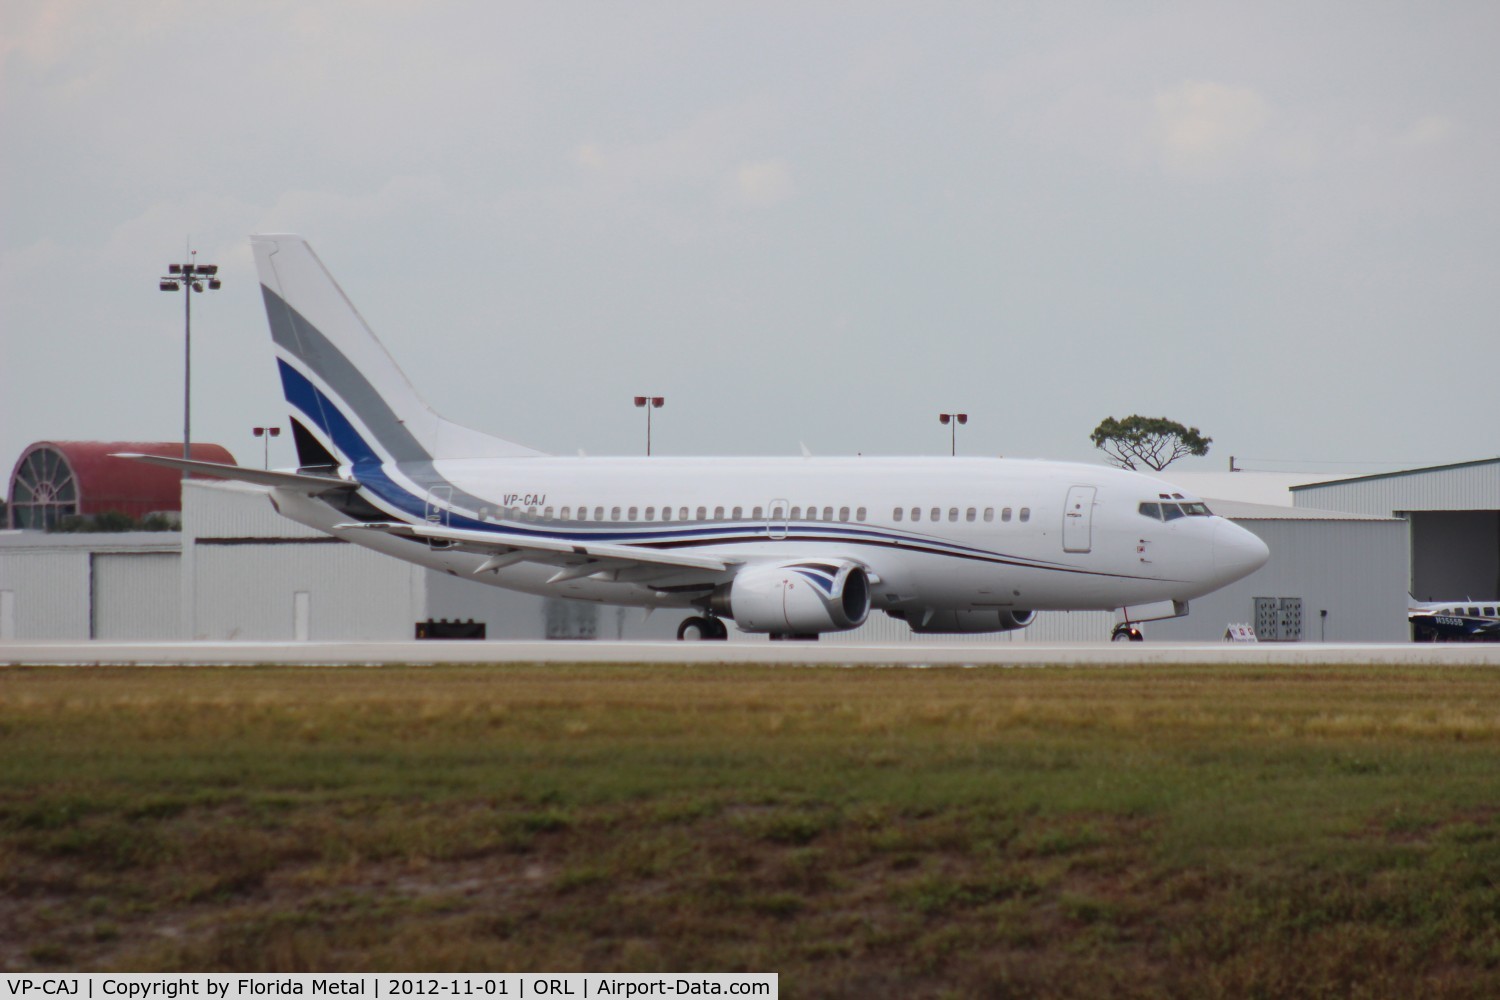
left=1063, top=485, right=1096, bottom=553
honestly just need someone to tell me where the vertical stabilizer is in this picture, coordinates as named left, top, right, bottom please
left=251, top=234, right=542, bottom=466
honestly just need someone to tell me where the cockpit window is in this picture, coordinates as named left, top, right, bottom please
left=1143, top=499, right=1214, bottom=520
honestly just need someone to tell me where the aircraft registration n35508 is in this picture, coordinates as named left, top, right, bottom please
left=120, top=235, right=1268, bottom=641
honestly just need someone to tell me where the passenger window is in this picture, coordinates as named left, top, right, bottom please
left=659, top=507, right=671, bottom=522
left=628, top=507, right=638, bottom=520
left=1161, top=504, right=1185, bottom=521
left=560, top=507, right=570, bottom=520
left=790, top=506, right=801, bottom=520
left=544, top=507, right=555, bottom=520
left=697, top=506, right=707, bottom=520
left=611, top=507, right=621, bottom=521
left=575, top=507, right=585, bottom=521
left=1001, top=507, right=1012, bottom=522
left=1019, top=507, right=1030, bottom=522
left=983, top=507, right=993, bottom=522
left=966, top=508, right=976, bottom=522
left=911, top=508, right=921, bottom=522
left=594, top=507, right=605, bottom=521
left=839, top=506, right=850, bottom=522
left=645, top=507, right=655, bottom=521
left=1485, top=607, right=1496, bottom=616
left=1469, top=607, right=1481, bottom=616
left=948, top=508, right=958, bottom=522
left=732, top=506, right=743, bottom=519
left=893, top=507, right=903, bottom=522
left=527, top=506, right=538, bottom=519
left=823, top=507, right=834, bottom=520
left=1138, top=502, right=1161, bottom=520
left=930, top=508, right=940, bottom=522
left=714, top=506, right=724, bottom=519
left=856, top=507, right=867, bottom=521
left=753, top=506, right=764, bottom=519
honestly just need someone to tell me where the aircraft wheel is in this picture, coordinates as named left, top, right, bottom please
left=1111, top=625, right=1143, bottom=642
left=705, top=617, right=729, bottom=640
left=677, top=616, right=714, bottom=641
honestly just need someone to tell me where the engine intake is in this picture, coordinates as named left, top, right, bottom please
left=716, top=560, right=871, bottom=634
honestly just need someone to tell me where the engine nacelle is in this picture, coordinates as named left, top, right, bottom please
left=891, top=608, right=1037, bottom=634
left=717, top=560, right=871, bottom=635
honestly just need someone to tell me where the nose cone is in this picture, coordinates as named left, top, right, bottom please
left=1214, top=519, right=1270, bottom=585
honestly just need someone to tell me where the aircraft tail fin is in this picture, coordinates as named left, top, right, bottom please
left=250, top=234, right=542, bottom=469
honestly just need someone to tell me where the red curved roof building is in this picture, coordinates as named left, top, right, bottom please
left=7, top=441, right=236, bottom=530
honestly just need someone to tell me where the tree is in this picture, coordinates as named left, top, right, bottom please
left=1090, top=415, right=1211, bottom=471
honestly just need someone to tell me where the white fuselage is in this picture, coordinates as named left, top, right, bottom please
left=271, top=454, right=1267, bottom=618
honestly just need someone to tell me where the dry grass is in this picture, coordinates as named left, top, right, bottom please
left=3, top=662, right=1500, bottom=996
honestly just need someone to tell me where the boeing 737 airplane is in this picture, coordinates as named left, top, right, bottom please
left=123, top=234, right=1269, bottom=641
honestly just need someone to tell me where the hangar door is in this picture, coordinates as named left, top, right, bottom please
left=91, top=552, right=180, bottom=639
left=1406, top=511, right=1500, bottom=602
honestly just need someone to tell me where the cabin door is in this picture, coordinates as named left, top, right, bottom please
left=1063, top=485, right=1096, bottom=553
left=425, top=485, right=453, bottom=549
left=766, top=499, right=789, bottom=539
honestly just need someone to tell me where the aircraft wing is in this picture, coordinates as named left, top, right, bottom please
left=112, top=454, right=352, bottom=494
left=336, top=521, right=736, bottom=583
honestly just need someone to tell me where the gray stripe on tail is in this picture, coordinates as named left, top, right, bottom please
left=261, top=283, right=431, bottom=464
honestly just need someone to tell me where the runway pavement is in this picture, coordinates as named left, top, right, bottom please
left=5, top=640, right=1500, bottom=667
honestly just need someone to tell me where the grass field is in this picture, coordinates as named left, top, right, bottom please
left=2, top=662, right=1500, bottom=997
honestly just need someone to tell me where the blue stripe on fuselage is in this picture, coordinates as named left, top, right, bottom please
left=274, top=357, right=1158, bottom=579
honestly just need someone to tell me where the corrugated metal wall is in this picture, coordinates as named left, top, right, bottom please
left=92, top=552, right=179, bottom=639
left=190, top=542, right=420, bottom=640
left=0, top=550, right=89, bottom=639
left=186, top=479, right=324, bottom=537
left=1294, top=462, right=1500, bottom=515
left=1141, top=518, right=1410, bottom=642
left=182, top=480, right=421, bottom=640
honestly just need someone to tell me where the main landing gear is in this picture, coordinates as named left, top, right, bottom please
left=677, top=615, right=729, bottom=641
left=1111, top=623, right=1144, bottom=642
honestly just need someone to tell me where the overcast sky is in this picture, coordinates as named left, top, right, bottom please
left=3, top=1, right=1497, bottom=480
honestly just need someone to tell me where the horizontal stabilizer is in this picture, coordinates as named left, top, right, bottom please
left=111, top=453, right=351, bottom=494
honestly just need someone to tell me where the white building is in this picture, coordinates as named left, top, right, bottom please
left=1292, top=458, right=1500, bottom=603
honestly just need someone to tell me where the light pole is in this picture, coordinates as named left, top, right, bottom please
left=634, top=396, right=664, bottom=455
left=252, top=426, right=281, bottom=470
left=159, top=250, right=222, bottom=477
left=938, top=412, right=968, bottom=456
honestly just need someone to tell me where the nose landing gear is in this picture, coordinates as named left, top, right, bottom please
left=677, top=615, right=729, bottom=641
left=1111, top=623, right=1144, bottom=642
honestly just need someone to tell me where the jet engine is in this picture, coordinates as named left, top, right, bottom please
left=890, top=608, right=1037, bottom=634
left=715, top=560, right=871, bottom=635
